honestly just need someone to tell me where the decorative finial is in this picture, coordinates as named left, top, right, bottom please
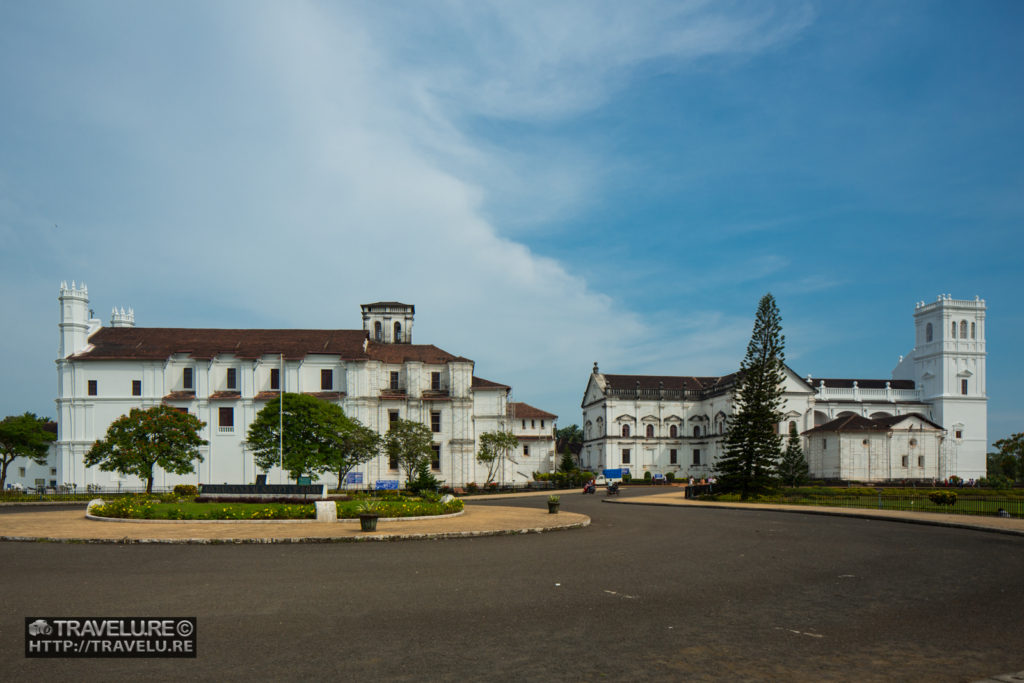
left=593, top=361, right=599, bottom=374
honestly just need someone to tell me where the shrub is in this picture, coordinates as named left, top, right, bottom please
left=644, top=471, right=652, bottom=481
left=173, top=484, right=199, bottom=498
left=622, top=473, right=632, bottom=484
left=665, top=472, right=675, bottom=483
left=929, top=491, right=958, bottom=506
left=466, top=482, right=478, bottom=493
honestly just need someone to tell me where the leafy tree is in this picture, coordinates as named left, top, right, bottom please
left=84, top=406, right=207, bottom=493
left=556, top=424, right=583, bottom=454
left=0, top=413, right=56, bottom=489
left=477, top=430, right=519, bottom=484
left=384, top=419, right=435, bottom=486
left=322, top=419, right=380, bottom=489
left=777, top=422, right=809, bottom=487
left=248, top=393, right=349, bottom=481
left=988, top=433, right=1024, bottom=482
left=716, top=293, right=786, bottom=500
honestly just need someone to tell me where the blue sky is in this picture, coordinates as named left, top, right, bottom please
left=1, top=1, right=1021, bottom=444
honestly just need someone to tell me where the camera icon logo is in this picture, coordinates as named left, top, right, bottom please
left=28, top=619, right=53, bottom=637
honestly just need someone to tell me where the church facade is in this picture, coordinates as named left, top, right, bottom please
left=51, top=283, right=555, bottom=491
left=581, top=295, right=987, bottom=483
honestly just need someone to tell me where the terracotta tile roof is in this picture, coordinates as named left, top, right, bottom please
left=208, top=391, right=241, bottom=400
left=303, top=391, right=344, bottom=400
left=163, top=391, right=196, bottom=401
left=809, top=378, right=916, bottom=390
left=71, top=327, right=472, bottom=365
left=472, top=376, right=510, bottom=390
left=508, top=402, right=557, bottom=420
left=365, top=341, right=470, bottom=365
left=254, top=391, right=280, bottom=400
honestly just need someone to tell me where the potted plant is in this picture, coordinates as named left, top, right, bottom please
left=547, top=495, right=560, bottom=514
left=357, top=500, right=380, bottom=532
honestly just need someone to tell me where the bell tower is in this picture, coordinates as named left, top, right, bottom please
left=361, top=302, right=414, bottom=344
left=894, top=294, right=986, bottom=479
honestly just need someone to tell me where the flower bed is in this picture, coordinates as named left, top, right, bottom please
left=88, top=494, right=463, bottom=520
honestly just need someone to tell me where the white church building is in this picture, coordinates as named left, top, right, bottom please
left=49, top=282, right=556, bottom=491
left=581, top=295, right=987, bottom=483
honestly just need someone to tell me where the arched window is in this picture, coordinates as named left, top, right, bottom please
left=645, top=424, right=654, bottom=438
left=788, top=420, right=797, bottom=434
left=670, top=425, right=678, bottom=438
left=693, top=425, right=700, bottom=437
left=926, top=322, right=933, bottom=342
left=394, top=322, right=402, bottom=343
left=971, top=322, right=976, bottom=339
left=960, top=320, right=967, bottom=338
left=951, top=321, right=957, bottom=338
left=621, top=424, right=630, bottom=438
left=374, top=321, right=382, bottom=341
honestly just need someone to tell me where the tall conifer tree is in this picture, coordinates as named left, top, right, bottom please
left=716, top=293, right=786, bottom=499
left=778, top=422, right=810, bottom=487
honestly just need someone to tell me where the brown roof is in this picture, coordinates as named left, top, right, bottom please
left=508, top=402, right=557, bottom=420
left=804, top=412, right=942, bottom=435
left=472, top=376, right=510, bottom=390
left=71, top=327, right=471, bottom=364
left=810, top=378, right=916, bottom=390
left=163, top=391, right=196, bottom=401
left=209, top=391, right=241, bottom=400
left=603, top=373, right=739, bottom=393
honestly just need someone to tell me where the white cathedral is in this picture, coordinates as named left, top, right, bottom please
left=581, top=295, right=987, bottom=483
left=44, top=282, right=557, bottom=491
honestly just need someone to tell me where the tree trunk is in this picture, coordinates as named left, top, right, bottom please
left=146, top=476, right=154, bottom=494
left=0, top=456, right=9, bottom=490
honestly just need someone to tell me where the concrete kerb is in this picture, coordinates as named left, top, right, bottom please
left=606, top=493, right=1024, bottom=538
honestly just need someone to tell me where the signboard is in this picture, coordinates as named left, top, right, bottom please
left=375, top=480, right=399, bottom=491
left=603, top=469, right=622, bottom=479
left=297, top=476, right=312, bottom=485
left=345, top=472, right=364, bottom=485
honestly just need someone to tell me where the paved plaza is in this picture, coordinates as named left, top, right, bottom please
left=3, top=489, right=1023, bottom=681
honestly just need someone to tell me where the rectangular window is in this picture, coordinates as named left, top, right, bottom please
left=431, top=411, right=441, bottom=433
left=389, top=410, right=399, bottom=426
left=18, top=467, right=25, bottom=477
left=522, top=420, right=526, bottom=429
left=431, top=444, right=441, bottom=470
left=132, top=380, right=141, bottom=396
left=321, top=369, right=333, bottom=390
left=227, top=368, right=237, bottom=390
left=693, top=449, right=701, bottom=465
left=541, top=420, right=545, bottom=429
left=270, top=368, right=280, bottom=390
left=389, top=454, right=398, bottom=470
left=50, top=468, right=57, bottom=476
left=390, top=371, right=399, bottom=390
left=523, top=444, right=530, bottom=456
left=902, top=455, right=908, bottom=468
left=961, top=379, right=968, bottom=395
left=218, top=407, right=234, bottom=432
left=531, top=420, right=535, bottom=428
left=622, top=448, right=631, bottom=464
left=955, top=430, right=962, bottom=439
left=822, top=438, right=827, bottom=449
left=670, top=449, right=677, bottom=464
left=87, top=380, right=97, bottom=396
left=918, top=455, right=924, bottom=467
left=431, top=372, right=441, bottom=391
left=183, top=368, right=193, bottom=390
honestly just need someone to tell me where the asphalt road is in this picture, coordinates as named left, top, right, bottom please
left=4, top=489, right=1023, bottom=682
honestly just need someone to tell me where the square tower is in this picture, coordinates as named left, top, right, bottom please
left=361, top=302, right=415, bottom=344
left=894, top=294, right=987, bottom=479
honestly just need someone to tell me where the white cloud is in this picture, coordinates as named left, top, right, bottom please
left=0, top=0, right=814, bottom=422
